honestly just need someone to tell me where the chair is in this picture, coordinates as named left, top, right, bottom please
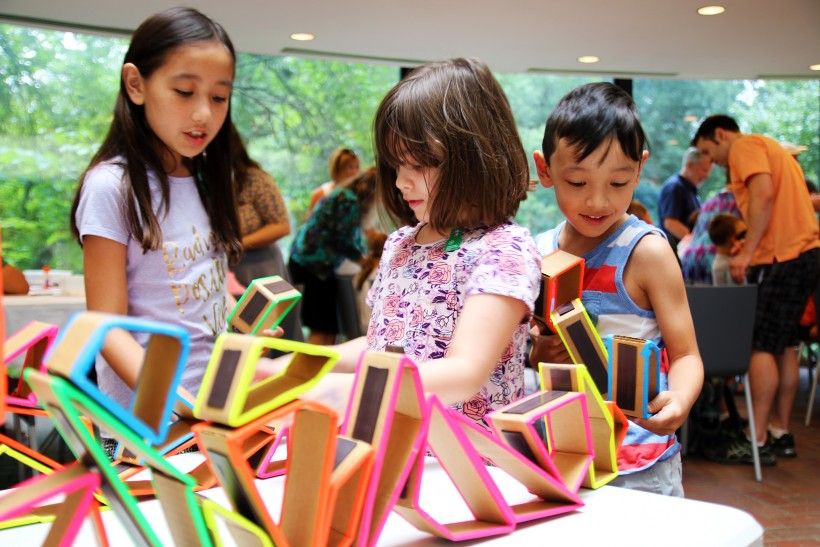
left=335, top=274, right=364, bottom=341
left=685, top=284, right=762, bottom=481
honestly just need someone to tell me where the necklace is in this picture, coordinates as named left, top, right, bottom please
left=443, top=227, right=463, bottom=252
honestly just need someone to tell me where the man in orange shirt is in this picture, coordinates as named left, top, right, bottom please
left=692, top=115, right=819, bottom=463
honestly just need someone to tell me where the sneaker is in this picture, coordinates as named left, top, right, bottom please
left=768, top=432, right=797, bottom=458
left=705, top=436, right=777, bottom=466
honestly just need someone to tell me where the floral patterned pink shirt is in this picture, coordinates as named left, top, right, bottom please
left=366, top=222, right=541, bottom=428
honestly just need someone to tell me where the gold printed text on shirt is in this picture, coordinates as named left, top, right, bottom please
left=162, top=227, right=225, bottom=315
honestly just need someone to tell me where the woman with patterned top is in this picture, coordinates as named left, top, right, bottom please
left=230, top=124, right=303, bottom=342
left=288, top=167, right=377, bottom=345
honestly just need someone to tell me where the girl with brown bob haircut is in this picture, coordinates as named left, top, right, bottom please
left=258, top=58, right=541, bottom=431
left=312, top=58, right=541, bottom=427
left=374, top=57, right=530, bottom=233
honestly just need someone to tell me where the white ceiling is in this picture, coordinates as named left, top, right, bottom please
left=2, top=0, right=819, bottom=80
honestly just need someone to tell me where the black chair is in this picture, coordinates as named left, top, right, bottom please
left=685, top=284, right=762, bottom=481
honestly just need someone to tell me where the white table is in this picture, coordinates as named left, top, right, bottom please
left=3, top=295, right=85, bottom=336
left=0, top=455, right=763, bottom=546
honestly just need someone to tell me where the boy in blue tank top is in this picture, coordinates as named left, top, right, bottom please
left=530, top=83, right=704, bottom=496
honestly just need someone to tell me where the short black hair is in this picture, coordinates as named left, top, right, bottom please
left=691, top=115, right=740, bottom=146
left=541, top=82, right=648, bottom=164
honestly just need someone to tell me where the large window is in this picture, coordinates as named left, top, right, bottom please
left=499, top=76, right=819, bottom=235
left=0, top=24, right=397, bottom=271
left=1, top=23, right=817, bottom=271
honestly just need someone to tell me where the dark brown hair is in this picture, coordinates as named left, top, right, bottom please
left=230, top=122, right=261, bottom=194
left=336, top=166, right=378, bottom=215
left=708, top=213, right=740, bottom=247
left=627, top=199, right=649, bottom=219
left=373, top=57, right=529, bottom=233
left=70, top=7, right=242, bottom=264
left=355, top=230, right=388, bottom=291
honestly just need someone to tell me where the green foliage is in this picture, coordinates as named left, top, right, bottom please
left=231, top=55, right=397, bottom=222
left=731, top=80, right=819, bottom=187
left=0, top=137, right=85, bottom=270
left=0, top=24, right=396, bottom=270
left=0, top=22, right=817, bottom=271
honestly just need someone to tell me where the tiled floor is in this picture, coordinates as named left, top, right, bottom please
left=681, top=368, right=820, bottom=546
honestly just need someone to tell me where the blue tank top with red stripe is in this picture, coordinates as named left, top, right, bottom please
left=535, top=215, right=680, bottom=473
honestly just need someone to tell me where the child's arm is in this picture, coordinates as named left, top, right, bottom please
left=626, top=235, right=704, bottom=436
left=254, top=335, right=367, bottom=380
left=259, top=295, right=525, bottom=409
left=417, top=293, right=528, bottom=405
left=83, top=235, right=198, bottom=412
left=82, top=235, right=148, bottom=388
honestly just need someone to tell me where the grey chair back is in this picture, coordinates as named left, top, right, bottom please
left=685, top=284, right=757, bottom=377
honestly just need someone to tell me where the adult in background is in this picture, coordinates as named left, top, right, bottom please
left=305, top=147, right=360, bottom=219
left=230, top=125, right=303, bottom=342
left=692, top=115, right=820, bottom=462
left=288, top=167, right=377, bottom=345
left=657, top=147, right=712, bottom=255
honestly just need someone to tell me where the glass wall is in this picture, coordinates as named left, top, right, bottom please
left=1, top=22, right=817, bottom=271
left=0, top=24, right=397, bottom=271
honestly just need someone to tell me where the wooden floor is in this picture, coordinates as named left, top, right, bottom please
left=681, top=367, right=820, bottom=546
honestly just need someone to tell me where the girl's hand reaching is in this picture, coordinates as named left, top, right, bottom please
left=260, top=326, right=284, bottom=338
left=173, top=386, right=197, bottom=419
left=529, top=324, right=571, bottom=367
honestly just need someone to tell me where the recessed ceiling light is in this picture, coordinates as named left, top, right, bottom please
left=683, top=115, right=698, bottom=122
left=290, top=32, right=315, bottom=41
left=697, top=5, right=725, bottom=15
left=810, top=64, right=820, bottom=71
left=577, top=56, right=600, bottom=64
left=667, top=139, right=679, bottom=146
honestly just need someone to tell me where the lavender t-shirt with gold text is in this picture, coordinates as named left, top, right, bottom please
left=75, top=159, right=228, bottom=409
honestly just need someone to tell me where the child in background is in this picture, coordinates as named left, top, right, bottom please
left=708, top=214, right=747, bottom=286
left=531, top=83, right=703, bottom=496
left=70, top=7, right=241, bottom=453
left=273, top=58, right=541, bottom=428
left=354, top=230, right=387, bottom=335
left=627, top=199, right=653, bottom=225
